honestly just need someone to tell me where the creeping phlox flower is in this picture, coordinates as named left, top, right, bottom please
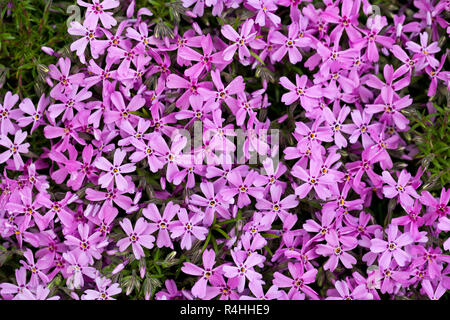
left=0, top=0, right=448, bottom=301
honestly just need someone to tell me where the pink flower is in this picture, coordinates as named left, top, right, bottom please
left=315, top=230, right=357, bottom=271
left=365, top=87, right=412, bottom=130
left=169, top=208, right=208, bottom=250
left=381, top=169, right=420, bottom=208
left=0, top=130, right=30, bottom=170
left=272, top=23, right=311, bottom=64
left=221, top=19, right=258, bottom=61
left=222, top=250, right=265, bottom=293
left=64, top=223, right=106, bottom=264
left=77, top=0, right=120, bottom=29
left=326, top=280, right=373, bottom=300
left=370, top=224, right=413, bottom=268
left=117, top=217, right=156, bottom=259
left=292, top=158, right=335, bottom=200
left=17, top=94, right=49, bottom=133
left=221, top=170, right=265, bottom=208
left=143, top=202, right=180, bottom=249
left=94, top=148, right=136, bottom=192
left=406, top=32, right=441, bottom=68
left=0, top=91, right=22, bottom=135
left=279, top=74, right=323, bottom=109
left=178, top=34, right=225, bottom=78
left=81, top=276, right=121, bottom=300
left=273, top=262, right=319, bottom=300
left=181, top=249, right=222, bottom=298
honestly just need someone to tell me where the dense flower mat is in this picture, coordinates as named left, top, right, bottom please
left=0, top=0, right=449, bottom=300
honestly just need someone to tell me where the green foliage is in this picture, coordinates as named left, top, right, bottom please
left=0, top=0, right=73, bottom=100
left=407, top=98, right=450, bottom=189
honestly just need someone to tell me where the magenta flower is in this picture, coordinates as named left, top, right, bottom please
left=64, top=223, right=106, bottom=264
left=19, top=249, right=52, bottom=287
left=169, top=208, right=208, bottom=250
left=104, top=91, right=145, bottom=127
left=321, top=0, right=361, bottom=42
left=189, top=181, right=231, bottom=225
left=94, top=148, right=136, bottom=192
left=370, top=224, right=413, bottom=268
left=0, top=130, right=30, bottom=170
left=279, top=74, right=322, bottom=109
left=63, top=251, right=98, bottom=289
left=381, top=169, right=420, bottom=208
left=240, top=282, right=282, bottom=300
left=0, top=267, right=30, bottom=298
left=0, top=91, right=22, bottom=135
left=322, top=105, right=355, bottom=148
left=17, top=95, right=49, bottom=133
left=422, top=280, right=446, bottom=300
left=326, top=280, right=373, bottom=300
left=221, top=19, right=258, bottom=61
left=273, top=262, right=319, bottom=300
left=406, top=32, right=440, bottom=68
left=271, top=23, right=311, bottom=64
left=14, top=285, right=60, bottom=300
left=181, top=249, right=222, bottom=299
left=353, top=15, right=394, bottom=62
left=247, top=0, right=281, bottom=27
left=292, top=159, right=335, bottom=200
left=315, top=230, right=357, bottom=271
left=117, top=217, right=156, bottom=259
left=81, top=277, right=121, bottom=300
left=221, top=170, right=265, bottom=208
left=255, top=184, right=298, bottom=219
left=198, top=69, right=245, bottom=110
left=68, top=21, right=102, bottom=63
left=48, top=57, right=85, bottom=99
left=420, top=188, right=450, bottom=225
left=178, top=34, right=225, bottom=78
left=222, top=250, right=265, bottom=293
left=77, top=0, right=120, bottom=29
left=365, top=88, right=412, bottom=130
left=143, top=202, right=180, bottom=249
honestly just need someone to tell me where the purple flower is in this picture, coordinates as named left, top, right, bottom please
left=381, top=169, right=420, bottom=208
left=77, top=0, right=120, bottom=29
left=169, top=208, right=208, bottom=250
left=221, top=170, right=265, bottom=208
left=315, top=229, right=357, bottom=271
left=221, top=19, right=258, bottom=61
left=222, top=250, right=265, bottom=292
left=94, top=148, right=136, bottom=191
left=117, top=217, right=156, bottom=259
left=273, top=262, right=318, bottom=300
left=17, top=95, right=49, bottom=133
left=326, top=280, right=373, bottom=300
left=179, top=34, right=225, bottom=78
left=370, top=224, right=413, bottom=268
left=64, top=223, right=106, bottom=264
left=292, top=158, right=335, bottom=200
left=271, top=23, right=311, bottom=64
left=181, top=249, right=222, bottom=298
left=406, top=32, right=441, bottom=68
left=81, top=276, right=121, bottom=300
left=365, top=87, right=412, bottom=130
left=0, top=130, right=30, bottom=170
left=143, top=202, right=180, bottom=249
left=48, top=57, right=85, bottom=99
left=0, top=91, right=22, bottom=135
left=279, top=74, right=322, bottom=109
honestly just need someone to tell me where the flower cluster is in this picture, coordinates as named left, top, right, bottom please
left=0, top=0, right=449, bottom=300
